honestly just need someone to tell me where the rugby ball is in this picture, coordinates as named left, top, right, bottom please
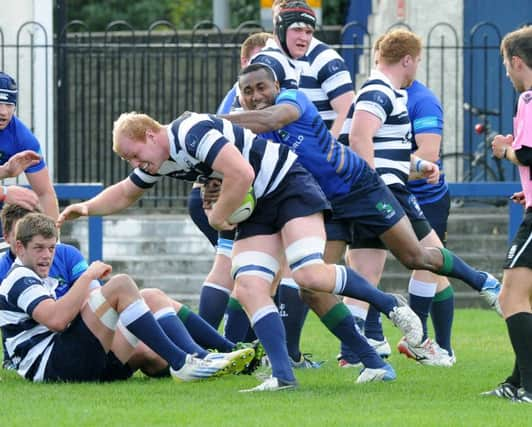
left=228, top=186, right=256, bottom=224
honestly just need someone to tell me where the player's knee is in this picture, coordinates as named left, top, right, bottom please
left=110, top=273, right=139, bottom=294
left=286, top=237, right=325, bottom=290
left=139, top=288, right=168, bottom=308
left=397, top=245, right=427, bottom=270
left=232, top=251, right=280, bottom=302
left=299, top=287, right=319, bottom=305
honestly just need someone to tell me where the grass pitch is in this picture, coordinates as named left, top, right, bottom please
left=2, top=309, right=531, bottom=426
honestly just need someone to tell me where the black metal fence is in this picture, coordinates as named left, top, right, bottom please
left=0, top=19, right=519, bottom=213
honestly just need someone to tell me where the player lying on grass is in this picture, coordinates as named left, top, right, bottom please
left=0, top=212, right=255, bottom=382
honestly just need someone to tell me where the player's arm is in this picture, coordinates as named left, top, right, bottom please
left=208, top=144, right=254, bottom=230
left=25, top=168, right=59, bottom=220
left=349, top=110, right=382, bottom=168
left=329, top=91, right=355, bottom=139
left=31, top=261, right=112, bottom=331
left=412, top=133, right=442, bottom=163
left=220, top=103, right=300, bottom=134
left=0, top=150, right=41, bottom=179
left=57, top=177, right=144, bottom=227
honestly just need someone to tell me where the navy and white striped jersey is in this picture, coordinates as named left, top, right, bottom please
left=249, top=38, right=300, bottom=90
left=129, top=113, right=297, bottom=200
left=337, top=101, right=354, bottom=147
left=354, top=70, right=412, bottom=186
left=298, top=37, right=354, bottom=130
left=0, top=262, right=57, bottom=381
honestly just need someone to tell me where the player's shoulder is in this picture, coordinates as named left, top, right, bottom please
left=306, top=37, right=341, bottom=61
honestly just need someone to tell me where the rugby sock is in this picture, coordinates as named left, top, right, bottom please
left=339, top=304, right=368, bottom=362
left=364, top=305, right=385, bottom=341
left=437, top=248, right=485, bottom=291
left=120, top=299, right=187, bottom=370
left=278, top=279, right=310, bottom=361
left=224, top=297, right=252, bottom=343
left=334, top=266, right=396, bottom=314
left=198, top=282, right=231, bottom=328
left=430, top=286, right=454, bottom=355
left=251, top=305, right=296, bottom=382
left=408, top=278, right=437, bottom=341
left=155, top=308, right=208, bottom=358
left=506, top=312, right=532, bottom=391
left=322, top=303, right=384, bottom=369
left=177, top=304, right=234, bottom=352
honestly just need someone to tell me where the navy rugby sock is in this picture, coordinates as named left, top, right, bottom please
left=177, top=304, right=234, bottom=352
left=156, top=309, right=208, bottom=358
left=121, top=300, right=187, bottom=370
left=334, top=266, right=396, bottom=315
left=198, top=283, right=230, bottom=328
left=252, top=306, right=296, bottom=383
left=322, top=303, right=384, bottom=369
left=224, top=297, right=251, bottom=343
left=278, top=280, right=309, bottom=361
left=430, top=286, right=454, bottom=355
left=437, top=248, right=485, bottom=291
left=364, top=305, right=385, bottom=341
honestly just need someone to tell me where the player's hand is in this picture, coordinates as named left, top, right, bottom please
left=0, top=150, right=41, bottom=179
left=4, top=185, right=40, bottom=210
left=205, top=207, right=236, bottom=231
left=56, top=203, right=89, bottom=228
left=491, top=134, right=513, bottom=159
left=510, top=191, right=526, bottom=206
left=202, top=178, right=222, bottom=209
left=85, top=261, right=112, bottom=280
left=419, top=160, right=440, bottom=184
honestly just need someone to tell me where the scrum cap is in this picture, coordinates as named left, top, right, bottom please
left=274, top=1, right=316, bottom=57
left=0, top=72, right=17, bottom=105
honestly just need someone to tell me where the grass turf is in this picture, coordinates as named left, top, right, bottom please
left=2, top=309, right=531, bottom=426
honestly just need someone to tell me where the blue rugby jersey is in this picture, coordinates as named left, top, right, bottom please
left=0, top=115, right=46, bottom=174
left=0, top=263, right=56, bottom=381
left=259, top=89, right=365, bottom=200
left=354, top=70, right=412, bottom=186
left=405, top=80, right=448, bottom=205
left=129, top=113, right=297, bottom=200
left=298, top=37, right=354, bottom=130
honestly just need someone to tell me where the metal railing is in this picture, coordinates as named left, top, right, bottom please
left=0, top=19, right=520, bottom=213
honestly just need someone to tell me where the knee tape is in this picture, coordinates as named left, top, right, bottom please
left=117, top=319, right=139, bottom=348
left=285, top=237, right=325, bottom=272
left=88, top=288, right=119, bottom=331
left=216, top=237, right=234, bottom=258
left=231, top=251, right=280, bottom=284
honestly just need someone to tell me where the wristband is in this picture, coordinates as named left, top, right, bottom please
left=0, top=185, right=7, bottom=203
left=415, top=159, right=423, bottom=172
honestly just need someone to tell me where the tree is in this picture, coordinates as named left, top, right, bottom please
left=64, top=0, right=349, bottom=31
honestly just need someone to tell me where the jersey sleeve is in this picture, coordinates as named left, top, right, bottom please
left=276, top=89, right=305, bottom=116
left=315, top=49, right=353, bottom=101
left=14, top=119, right=46, bottom=173
left=7, top=274, right=52, bottom=316
left=410, top=94, right=443, bottom=135
left=513, top=91, right=532, bottom=150
left=181, top=118, right=228, bottom=167
left=354, top=86, right=394, bottom=123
